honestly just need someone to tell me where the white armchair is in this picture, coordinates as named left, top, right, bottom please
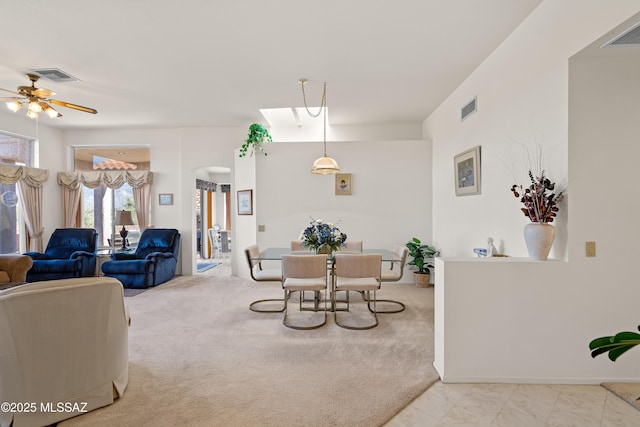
left=0, top=277, right=129, bottom=427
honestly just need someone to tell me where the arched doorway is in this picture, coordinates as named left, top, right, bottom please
left=195, top=166, right=231, bottom=274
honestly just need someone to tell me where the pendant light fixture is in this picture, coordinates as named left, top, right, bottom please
left=300, top=79, right=340, bottom=174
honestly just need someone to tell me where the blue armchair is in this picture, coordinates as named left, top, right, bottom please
left=101, top=228, right=180, bottom=289
left=25, top=228, right=98, bottom=282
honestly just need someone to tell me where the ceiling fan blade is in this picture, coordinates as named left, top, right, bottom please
left=0, top=87, right=21, bottom=96
left=0, top=97, right=25, bottom=101
left=33, top=87, right=55, bottom=98
left=49, top=99, right=97, bottom=114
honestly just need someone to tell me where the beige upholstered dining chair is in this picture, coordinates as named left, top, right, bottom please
left=333, top=253, right=382, bottom=329
left=338, top=240, right=363, bottom=252
left=372, top=243, right=410, bottom=313
left=281, top=254, right=328, bottom=329
left=245, top=244, right=284, bottom=312
left=290, top=240, right=310, bottom=252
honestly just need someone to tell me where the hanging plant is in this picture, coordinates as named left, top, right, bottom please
left=239, top=123, right=272, bottom=158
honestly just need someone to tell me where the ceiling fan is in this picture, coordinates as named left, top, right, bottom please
left=0, top=73, right=97, bottom=119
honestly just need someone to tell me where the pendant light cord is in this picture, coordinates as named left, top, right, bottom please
left=300, top=80, right=328, bottom=155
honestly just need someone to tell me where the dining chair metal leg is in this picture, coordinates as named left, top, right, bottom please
left=361, top=291, right=406, bottom=313
left=283, top=289, right=327, bottom=330
left=335, top=290, right=378, bottom=330
left=249, top=299, right=286, bottom=312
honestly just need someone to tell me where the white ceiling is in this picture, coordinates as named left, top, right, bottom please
left=0, top=0, right=542, bottom=131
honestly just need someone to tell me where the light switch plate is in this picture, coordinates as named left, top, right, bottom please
left=586, top=241, right=596, bottom=257
left=258, top=225, right=265, bottom=232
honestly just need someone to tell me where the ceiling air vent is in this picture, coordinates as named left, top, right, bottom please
left=603, top=22, right=640, bottom=47
left=31, top=68, right=79, bottom=83
left=461, top=96, right=477, bottom=122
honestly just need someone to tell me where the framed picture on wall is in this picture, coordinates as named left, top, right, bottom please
left=237, top=189, right=253, bottom=215
left=159, top=193, right=174, bottom=205
left=454, top=146, right=481, bottom=196
left=335, top=173, right=352, bottom=195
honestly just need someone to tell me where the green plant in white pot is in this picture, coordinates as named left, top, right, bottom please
left=239, top=123, right=272, bottom=158
left=406, top=237, right=439, bottom=288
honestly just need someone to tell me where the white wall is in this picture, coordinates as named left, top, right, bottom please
left=426, top=1, right=640, bottom=382
left=253, top=138, right=431, bottom=281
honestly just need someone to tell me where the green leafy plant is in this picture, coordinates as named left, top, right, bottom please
left=589, top=325, right=640, bottom=362
left=406, top=237, right=439, bottom=274
left=239, top=123, right=272, bottom=158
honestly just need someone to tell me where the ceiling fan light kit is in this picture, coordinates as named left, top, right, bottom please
left=0, top=73, right=97, bottom=119
left=299, top=78, right=340, bottom=175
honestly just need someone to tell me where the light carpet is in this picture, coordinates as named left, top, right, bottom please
left=60, top=273, right=438, bottom=427
left=602, top=383, right=640, bottom=412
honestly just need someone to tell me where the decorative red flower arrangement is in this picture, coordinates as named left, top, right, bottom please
left=511, top=170, right=564, bottom=223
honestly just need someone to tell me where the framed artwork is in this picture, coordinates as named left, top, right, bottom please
left=454, top=146, right=481, bottom=196
left=159, top=193, right=174, bottom=205
left=237, top=189, right=253, bottom=215
left=335, top=173, right=352, bottom=195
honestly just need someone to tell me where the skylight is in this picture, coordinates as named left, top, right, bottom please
left=260, top=107, right=327, bottom=132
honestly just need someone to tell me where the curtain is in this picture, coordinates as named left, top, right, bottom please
left=133, top=184, right=151, bottom=232
left=0, top=164, right=49, bottom=252
left=196, top=179, right=217, bottom=192
left=57, top=170, right=153, bottom=190
left=62, top=186, right=82, bottom=228
left=58, top=171, right=153, bottom=229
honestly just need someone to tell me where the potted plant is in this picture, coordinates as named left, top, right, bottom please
left=406, top=237, right=439, bottom=288
left=239, top=123, right=272, bottom=158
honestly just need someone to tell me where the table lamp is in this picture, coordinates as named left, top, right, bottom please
left=115, top=210, right=134, bottom=250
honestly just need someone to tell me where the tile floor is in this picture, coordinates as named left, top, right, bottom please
left=385, top=381, right=640, bottom=426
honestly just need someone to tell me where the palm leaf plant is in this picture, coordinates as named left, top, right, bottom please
left=589, top=326, right=640, bottom=362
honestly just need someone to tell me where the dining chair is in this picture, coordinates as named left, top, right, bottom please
left=281, top=254, right=328, bottom=329
left=371, top=243, right=409, bottom=313
left=219, top=230, right=232, bottom=265
left=333, top=253, right=382, bottom=329
left=244, top=244, right=284, bottom=313
left=290, top=240, right=310, bottom=252
left=338, top=240, right=363, bottom=252
left=207, top=227, right=220, bottom=262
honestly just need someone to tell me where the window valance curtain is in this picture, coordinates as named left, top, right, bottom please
left=0, top=164, right=49, bottom=186
left=0, top=164, right=49, bottom=252
left=196, top=179, right=217, bottom=192
left=57, top=170, right=153, bottom=232
left=57, top=170, right=153, bottom=190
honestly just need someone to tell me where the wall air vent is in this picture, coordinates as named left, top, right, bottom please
left=31, top=68, right=80, bottom=83
left=603, top=22, right=640, bottom=47
left=461, top=96, right=477, bottom=122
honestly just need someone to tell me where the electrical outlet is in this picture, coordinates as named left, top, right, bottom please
left=586, top=241, right=596, bottom=257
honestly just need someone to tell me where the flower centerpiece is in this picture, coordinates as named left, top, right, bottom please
left=510, top=170, right=564, bottom=223
left=299, top=218, right=347, bottom=254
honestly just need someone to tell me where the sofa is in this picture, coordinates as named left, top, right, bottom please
left=101, top=228, right=180, bottom=288
left=25, top=228, right=98, bottom=282
left=0, top=254, right=32, bottom=286
left=0, top=277, right=129, bottom=427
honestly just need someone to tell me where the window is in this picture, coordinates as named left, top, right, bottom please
left=0, top=133, right=32, bottom=254
left=74, top=146, right=150, bottom=247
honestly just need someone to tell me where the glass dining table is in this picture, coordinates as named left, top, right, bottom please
left=252, top=247, right=399, bottom=262
left=250, top=247, right=402, bottom=312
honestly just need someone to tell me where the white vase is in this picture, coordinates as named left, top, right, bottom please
left=523, top=223, right=555, bottom=261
